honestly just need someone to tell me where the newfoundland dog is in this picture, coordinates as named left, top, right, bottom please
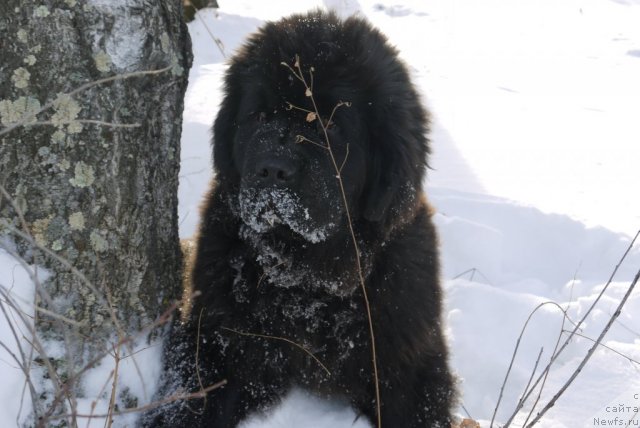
left=142, top=10, right=455, bottom=428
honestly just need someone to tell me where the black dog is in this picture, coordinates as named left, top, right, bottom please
left=142, top=10, right=455, bottom=427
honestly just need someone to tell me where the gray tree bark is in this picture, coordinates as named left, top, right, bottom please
left=0, top=0, right=191, bottom=424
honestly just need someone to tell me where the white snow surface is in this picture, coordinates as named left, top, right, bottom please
left=2, top=1, right=640, bottom=427
left=0, top=245, right=40, bottom=426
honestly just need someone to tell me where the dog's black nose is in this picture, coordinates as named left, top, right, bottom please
left=256, top=158, right=297, bottom=184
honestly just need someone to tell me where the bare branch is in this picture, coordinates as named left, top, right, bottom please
left=195, top=308, right=207, bottom=409
left=338, top=143, right=350, bottom=175
left=522, top=271, right=581, bottom=426
left=221, top=326, right=331, bottom=376
left=281, top=56, right=382, bottom=428
left=105, top=343, right=120, bottom=428
left=256, top=260, right=286, bottom=288
left=561, top=330, right=640, bottom=366
left=502, top=229, right=640, bottom=427
left=41, top=300, right=180, bottom=423
left=294, top=134, right=327, bottom=150
left=490, top=301, right=576, bottom=427
left=27, top=119, right=141, bottom=129
left=0, top=66, right=171, bottom=137
left=44, top=380, right=227, bottom=422
left=327, top=100, right=351, bottom=127
left=194, top=10, right=226, bottom=58
left=527, top=267, right=640, bottom=426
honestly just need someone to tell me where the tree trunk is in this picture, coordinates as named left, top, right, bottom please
left=0, top=0, right=191, bottom=424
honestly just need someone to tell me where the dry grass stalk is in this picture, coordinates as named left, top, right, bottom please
left=499, top=229, right=640, bottom=427
left=0, top=67, right=171, bottom=138
left=281, top=55, right=382, bottom=428
left=43, top=380, right=228, bottom=423
left=220, top=326, right=332, bottom=376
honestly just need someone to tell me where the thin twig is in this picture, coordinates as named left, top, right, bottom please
left=256, top=261, right=286, bottom=288
left=452, top=267, right=494, bottom=285
left=490, top=302, right=576, bottom=427
left=327, top=101, right=351, bottom=127
left=27, top=119, right=141, bottom=129
left=285, top=101, right=315, bottom=116
left=193, top=7, right=226, bottom=58
left=195, top=308, right=207, bottom=407
left=503, top=229, right=640, bottom=427
left=520, top=347, right=544, bottom=411
left=0, top=248, right=71, bottom=421
left=40, top=299, right=180, bottom=423
left=562, top=330, right=640, bottom=366
left=221, top=326, right=331, bottom=376
left=338, top=143, right=350, bottom=175
left=523, top=270, right=580, bottom=426
left=0, top=288, right=38, bottom=413
left=44, top=380, right=228, bottom=421
left=282, top=55, right=381, bottom=428
left=87, top=367, right=114, bottom=428
left=0, top=185, right=121, bottom=334
left=461, top=403, right=474, bottom=420
left=89, top=362, right=116, bottom=428
left=0, top=66, right=171, bottom=137
left=0, top=220, right=115, bottom=323
left=2, top=186, right=150, bottom=425
left=32, top=304, right=85, bottom=327
left=295, top=135, right=327, bottom=150
left=527, top=267, right=640, bottom=426
left=105, top=344, right=121, bottom=428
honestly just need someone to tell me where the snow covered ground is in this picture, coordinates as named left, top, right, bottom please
left=180, top=3, right=640, bottom=425
left=2, top=0, right=640, bottom=427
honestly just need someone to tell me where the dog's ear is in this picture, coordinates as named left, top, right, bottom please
left=361, top=99, right=430, bottom=231
left=212, top=94, right=239, bottom=180
left=213, top=62, right=251, bottom=183
left=362, top=148, right=402, bottom=223
left=213, top=56, right=274, bottom=183
left=344, top=16, right=431, bottom=230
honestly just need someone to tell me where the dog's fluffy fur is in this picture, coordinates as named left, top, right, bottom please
left=142, top=10, right=455, bottom=427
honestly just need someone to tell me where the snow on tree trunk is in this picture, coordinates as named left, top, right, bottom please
left=0, top=0, right=191, bottom=423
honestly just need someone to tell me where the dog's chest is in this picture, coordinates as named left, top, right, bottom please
left=227, top=252, right=368, bottom=371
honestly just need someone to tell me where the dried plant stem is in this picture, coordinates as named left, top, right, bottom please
left=256, top=261, right=286, bottom=288
left=221, top=326, right=331, bottom=376
left=0, top=183, right=118, bottom=328
left=522, top=347, right=544, bottom=405
left=0, top=287, right=39, bottom=420
left=490, top=301, right=576, bottom=427
left=39, top=299, right=181, bottom=423
left=282, top=56, right=382, bottom=428
left=562, top=330, right=640, bottom=365
left=195, top=308, right=207, bottom=403
left=192, top=7, right=226, bottom=59
left=0, top=66, right=171, bottom=137
left=44, top=380, right=228, bottom=422
left=0, top=245, right=73, bottom=422
left=452, top=267, right=493, bottom=285
left=526, top=267, right=640, bottom=427
left=28, top=119, right=141, bottom=129
left=86, top=368, right=114, bottom=428
left=105, top=343, right=121, bottom=428
left=503, top=229, right=640, bottom=427
left=522, top=295, right=574, bottom=427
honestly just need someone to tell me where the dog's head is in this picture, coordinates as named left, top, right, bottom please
left=212, top=10, right=430, bottom=241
